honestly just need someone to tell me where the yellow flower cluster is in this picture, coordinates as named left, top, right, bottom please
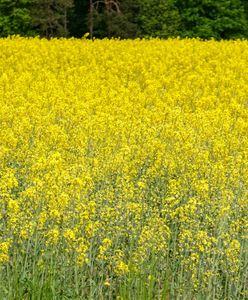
left=0, top=241, right=10, bottom=264
left=0, top=37, right=247, bottom=298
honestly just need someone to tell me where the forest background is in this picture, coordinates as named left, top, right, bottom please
left=1, top=0, right=248, bottom=40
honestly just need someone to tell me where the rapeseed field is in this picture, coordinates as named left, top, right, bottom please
left=0, top=37, right=247, bottom=299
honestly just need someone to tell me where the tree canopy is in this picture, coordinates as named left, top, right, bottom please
left=0, top=0, right=248, bottom=39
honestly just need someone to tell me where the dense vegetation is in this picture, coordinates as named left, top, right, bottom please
left=0, top=37, right=247, bottom=299
left=1, top=0, right=248, bottom=39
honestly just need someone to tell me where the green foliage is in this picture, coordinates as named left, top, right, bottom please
left=242, top=0, right=248, bottom=23
left=1, top=0, right=248, bottom=41
left=137, top=0, right=181, bottom=38
left=92, top=0, right=139, bottom=38
left=175, top=0, right=248, bottom=39
left=0, top=0, right=33, bottom=36
left=31, top=0, right=74, bottom=37
left=68, top=0, right=88, bottom=37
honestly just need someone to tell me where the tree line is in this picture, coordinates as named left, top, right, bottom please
left=1, top=0, right=248, bottom=39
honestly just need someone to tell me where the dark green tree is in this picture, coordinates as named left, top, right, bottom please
left=89, top=0, right=181, bottom=39
left=1, top=0, right=248, bottom=39
left=90, top=0, right=139, bottom=38
left=137, top=0, right=181, bottom=38
left=68, top=0, right=88, bottom=37
left=175, top=0, right=248, bottom=39
left=31, top=0, right=74, bottom=37
left=241, top=0, right=248, bottom=28
left=0, top=0, right=33, bottom=36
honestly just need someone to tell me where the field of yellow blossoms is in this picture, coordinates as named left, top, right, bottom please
left=0, top=37, right=247, bottom=299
